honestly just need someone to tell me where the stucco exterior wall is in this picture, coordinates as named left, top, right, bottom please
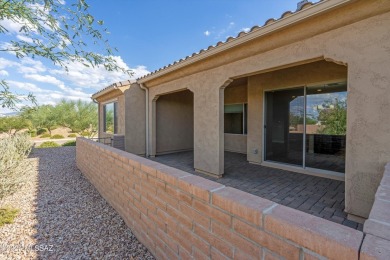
left=156, top=90, right=194, bottom=155
left=118, top=95, right=125, bottom=135
left=124, top=83, right=146, bottom=155
left=246, top=60, right=347, bottom=164
left=224, top=134, right=247, bottom=154
left=97, top=89, right=126, bottom=138
left=224, top=83, right=248, bottom=154
left=144, top=2, right=390, bottom=218
left=224, top=83, right=247, bottom=104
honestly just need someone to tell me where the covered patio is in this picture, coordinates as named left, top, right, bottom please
left=150, top=151, right=362, bottom=230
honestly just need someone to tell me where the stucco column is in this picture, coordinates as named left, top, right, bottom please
left=149, top=96, right=158, bottom=157
left=192, top=85, right=224, bottom=177
left=345, top=61, right=390, bottom=220
left=247, top=75, right=263, bottom=164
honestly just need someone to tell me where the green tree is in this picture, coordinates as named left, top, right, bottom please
left=0, top=116, right=30, bottom=135
left=29, top=105, right=58, bottom=135
left=56, top=99, right=97, bottom=136
left=318, top=99, right=347, bottom=135
left=0, top=0, right=131, bottom=109
left=55, top=99, right=76, bottom=129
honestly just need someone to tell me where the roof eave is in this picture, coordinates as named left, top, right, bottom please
left=91, top=79, right=135, bottom=99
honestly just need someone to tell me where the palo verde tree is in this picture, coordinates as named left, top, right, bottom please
left=0, top=116, right=30, bottom=135
left=56, top=99, right=97, bottom=136
left=27, top=104, right=58, bottom=135
left=0, top=0, right=131, bottom=109
left=318, top=98, right=347, bottom=135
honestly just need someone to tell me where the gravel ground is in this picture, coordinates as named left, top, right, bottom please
left=0, top=147, right=154, bottom=260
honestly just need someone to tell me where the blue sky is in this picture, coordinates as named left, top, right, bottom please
left=0, top=0, right=305, bottom=114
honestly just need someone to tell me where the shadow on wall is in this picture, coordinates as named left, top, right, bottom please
left=28, top=147, right=153, bottom=259
left=156, top=90, right=194, bottom=155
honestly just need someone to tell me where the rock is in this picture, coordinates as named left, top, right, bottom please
left=0, top=147, right=154, bottom=260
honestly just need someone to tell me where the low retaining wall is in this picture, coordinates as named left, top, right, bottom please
left=76, top=137, right=375, bottom=259
left=361, top=163, right=390, bottom=259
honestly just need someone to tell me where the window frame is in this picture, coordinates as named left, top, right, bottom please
left=103, top=101, right=118, bottom=134
left=224, top=103, right=248, bottom=135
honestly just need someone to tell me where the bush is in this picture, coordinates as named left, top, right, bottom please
left=37, top=128, right=47, bottom=135
left=50, top=134, right=64, bottom=139
left=0, top=134, right=33, bottom=199
left=80, top=131, right=90, bottom=137
left=62, top=141, right=76, bottom=146
left=67, top=133, right=77, bottom=138
left=40, top=133, right=51, bottom=138
left=28, top=130, right=37, bottom=137
left=38, top=141, right=60, bottom=148
left=0, top=207, right=20, bottom=227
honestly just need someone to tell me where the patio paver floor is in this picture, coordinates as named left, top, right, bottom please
left=150, top=151, right=363, bottom=230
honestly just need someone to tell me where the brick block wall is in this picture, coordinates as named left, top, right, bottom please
left=361, top=163, right=390, bottom=259
left=76, top=137, right=367, bottom=259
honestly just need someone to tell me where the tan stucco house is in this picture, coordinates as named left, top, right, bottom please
left=92, top=0, right=390, bottom=222
left=92, top=80, right=132, bottom=150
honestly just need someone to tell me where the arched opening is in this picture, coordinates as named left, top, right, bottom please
left=154, top=89, right=194, bottom=170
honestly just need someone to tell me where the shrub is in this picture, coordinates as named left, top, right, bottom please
left=80, top=131, right=90, bottom=137
left=37, top=128, right=47, bottom=135
left=38, top=141, right=60, bottom=148
left=28, top=130, right=37, bottom=137
left=40, top=133, right=51, bottom=138
left=50, top=134, right=64, bottom=139
left=67, top=133, right=77, bottom=138
left=0, top=134, right=33, bottom=199
left=62, top=141, right=76, bottom=146
left=0, top=207, right=20, bottom=227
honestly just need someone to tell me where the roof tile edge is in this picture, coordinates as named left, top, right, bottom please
left=91, top=79, right=135, bottom=100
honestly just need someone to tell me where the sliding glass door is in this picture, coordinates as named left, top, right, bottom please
left=265, top=82, right=347, bottom=174
left=265, top=87, right=305, bottom=166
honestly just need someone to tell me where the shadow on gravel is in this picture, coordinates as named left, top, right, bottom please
left=29, top=147, right=154, bottom=259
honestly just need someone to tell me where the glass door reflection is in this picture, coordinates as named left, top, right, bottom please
left=265, top=82, right=347, bottom=174
left=265, top=87, right=305, bottom=166
left=305, top=82, right=347, bottom=173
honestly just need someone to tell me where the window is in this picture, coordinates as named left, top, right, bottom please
left=264, top=81, right=347, bottom=173
left=103, top=102, right=118, bottom=134
left=224, top=103, right=247, bottom=134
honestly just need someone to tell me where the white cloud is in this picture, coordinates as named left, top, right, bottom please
left=23, top=73, right=91, bottom=99
left=24, top=74, right=63, bottom=85
left=33, top=92, right=91, bottom=106
left=0, top=57, right=18, bottom=69
left=16, top=34, right=34, bottom=43
left=50, top=56, right=149, bottom=89
left=6, top=79, right=92, bottom=106
left=7, top=80, right=46, bottom=93
left=19, top=58, right=47, bottom=74
left=204, top=30, right=211, bottom=36
left=0, top=55, right=149, bottom=108
left=241, top=27, right=251, bottom=33
left=0, top=57, right=47, bottom=74
left=0, top=19, right=23, bottom=34
left=215, top=21, right=236, bottom=39
left=131, top=65, right=150, bottom=79
left=0, top=70, right=9, bottom=76
left=0, top=42, right=14, bottom=53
